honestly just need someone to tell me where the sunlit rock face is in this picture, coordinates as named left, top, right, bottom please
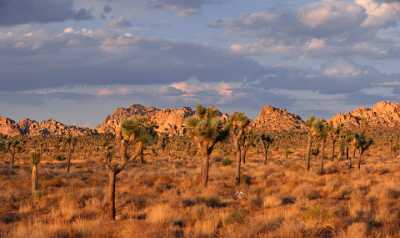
left=97, top=104, right=195, bottom=135
left=330, top=101, right=400, bottom=129
left=0, top=116, right=21, bottom=137
left=251, top=105, right=306, bottom=133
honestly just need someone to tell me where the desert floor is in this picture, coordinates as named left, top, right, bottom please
left=1, top=143, right=400, bottom=238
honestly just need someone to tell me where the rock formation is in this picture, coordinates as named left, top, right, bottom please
left=97, top=104, right=195, bottom=135
left=251, top=105, right=306, bottom=133
left=0, top=116, right=21, bottom=137
left=330, top=101, right=400, bottom=129
left=0, top=116, right=96, bottom=137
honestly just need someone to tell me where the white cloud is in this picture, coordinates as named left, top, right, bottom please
left=299, top=0, right=365, bottom=28
left=63, top=27, right=75, bottom=34
left=322, top=60, right=367, bottom=77
left=356, top=0, right=400, bottom=27
left=306, top=38, right=327, bottom=50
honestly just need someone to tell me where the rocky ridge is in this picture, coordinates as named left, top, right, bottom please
left=0, top=117, right=96, bottom=137
left=3, top=101, right=400, bottom=137
left=96, top=104, right=195, bottom=135
left=330, top=101, right=400, bottom=129
left=251, top=105, right=306, bottom=133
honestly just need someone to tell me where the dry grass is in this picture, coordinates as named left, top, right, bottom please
left=1, top=138, right=400, bottom=238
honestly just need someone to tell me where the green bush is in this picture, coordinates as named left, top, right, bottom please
left=222, top=159, right=232, bottom=166
left=54, top=154, right=66, bottom=161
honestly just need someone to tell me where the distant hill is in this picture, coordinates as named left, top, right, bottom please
left=2, top=101, right=400, bottom=137
left=96, top=104, right=195, bottom=135
left=0, top=116, right=96, bottom=137
left=251, top=105, right=306, bottom=133
left=330, top=101, right=400, bottom=130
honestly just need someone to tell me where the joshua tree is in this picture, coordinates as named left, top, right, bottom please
left=0, top=137, right=6, bottom=152
left=104, top=117, right=157, bottom=220
left=341, top=130, right=355, bottom=169
left=389, top=134, right=400, bottom=159
left=313, top=119, right=329, bottom=175
left=259, top=134, right=274, bottom=165
left=354, top=133, right=373, bottom=170
left=120, top=116, right=158, bottom=164
left=305, top=116, right=317, bottom=171
left=66, top=135, right=77, bottom=173
left=230, top=112, right=251, bottom=185
left=241, top=130, right=257, bottom=164
left=7, top=138, right=21, bottom=170
left=31, top=151, right=41, bottom=200
left=185, top=105, right=230, bottom=187
left=328, top=122, right=342, bottom=161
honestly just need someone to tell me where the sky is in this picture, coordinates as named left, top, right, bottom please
left=1, top=0, right=400, bottom=127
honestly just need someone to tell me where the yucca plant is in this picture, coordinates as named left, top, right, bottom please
left=31, top=151, right=41, bottom=200
left=7, top=138, right=22, bottom=170
left=185, top=105, right=230, bottom=187
left=341, top=130, right=355, bottom=169
left=354, top=133, right=373, bottom=170
left=312, top=119, right=329, bottom=175
left=259, top=134, right=274, bottom=165
left=328, top=122, right=342, bottom=161
left=65, top=135, right=77, bottom=173
left=229, top=112, right=251, bottom=185
left=305, top=116, right=318, bottom=171
left=104, top=116, right=158, bottom=220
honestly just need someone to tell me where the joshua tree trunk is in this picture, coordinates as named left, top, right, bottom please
left=241, top=147, right=247, bottom=164
left=350, top=145, right=356, bottom=169
left=263, top=144, right=270, bottom=165
left=201, top=150, right=210, bottom=187
left=32, top=164, right=39, bottom=198
left=135, top=142, right=144, bottom=164
left=10, top=148, right=16, bottom=169
left=66, top=149, right=72, bottom=173
left=331, top=139, right=336, bottom=161
left=306, top=135, right=312, bottom=171
left=140, top=146, right=145, bottom=164
left=235, top=143, right=242, bottom=185
left=346, top=145, right=352, bottom=169
left=108, top=170, right=117, bottom=220
left=320, top=139, right=326, bottom=175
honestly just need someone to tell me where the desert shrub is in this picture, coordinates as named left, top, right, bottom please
left=182, top=199, right=196, bottom=207
left=225, top=209, right=247, bottom=224
left=243, top=175, right=252, bottom=186
left=307, top=191, right=321, bottom=200
left=221, top=159, right=232, bottom=166
left=197, top=196, right=226, bottom=208
left=54, top=154, right=66, bottom=161
left=281, top=196, right=296, bottom=205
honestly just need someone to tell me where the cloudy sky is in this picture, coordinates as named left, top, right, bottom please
left=1, top=0, right=400, bottom=127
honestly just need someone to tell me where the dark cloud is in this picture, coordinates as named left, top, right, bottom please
left=148, top=0, right=224, bottom=16
left=0, top=31, right=264, bottom=91
left=103, top=5, right=113, bottom=14
left=107, top=17, right=133, bottom=28
left=0, top=0, right=92, bottom=26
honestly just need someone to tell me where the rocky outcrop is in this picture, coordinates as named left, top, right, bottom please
left=20, top=119, right=96, bottom=136
left=330, top=101, right=400, bottom=129
left=97, top=104, right=195, bottom=134
left=251, top=105, right=306, bottom=133
left=0, top=116, right=21, bottom=137
left=0, top=116, right=96, bottom=137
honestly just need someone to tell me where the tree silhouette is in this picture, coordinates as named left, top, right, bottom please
left=354, top=133, right=373, bottom=170
left=229, top=112, right=251, bottom=185
left=185, top=105, right=230, bottom=187
left=104, top=116, right=157, bottom=220
left=258, top=134, right=274, bottom=165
